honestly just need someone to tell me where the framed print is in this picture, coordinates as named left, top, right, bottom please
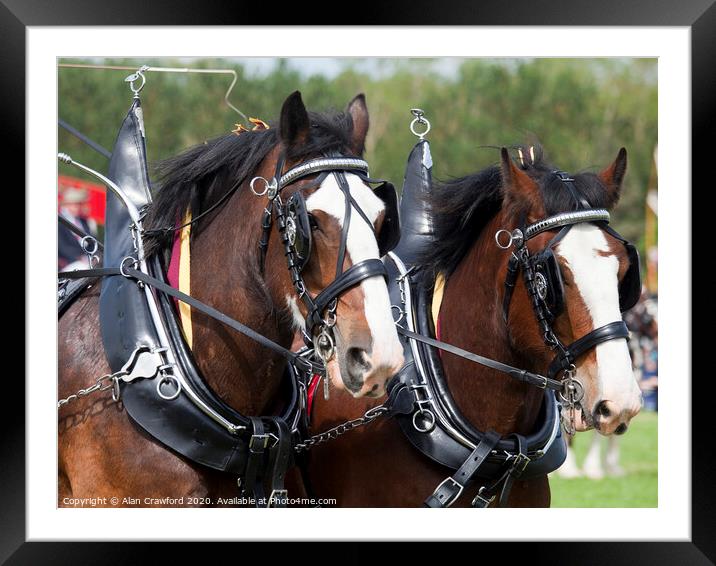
left=10, top=0, right=712, bottom=563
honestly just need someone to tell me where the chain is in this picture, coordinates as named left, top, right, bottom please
left=294, top=404, right=390, bottom=453
left=57, top=370, right=126, bottom=409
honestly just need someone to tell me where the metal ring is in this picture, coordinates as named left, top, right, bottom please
left=558, top=377, right=585, bottom=404
left=80, top=235, right=99, bottom=255
left=412, top=408, right=436, bottom=433
left=494, top=229, right=514, bottom=249
left=156, top=374, right=182, bottom=401
left=323, top=310, right=337, bottom=328
left=124, top=66, right=147, bottom=96
left=111, top=377, right=121, bottom=402
left=250, top=176, right=270, bottom=196
left=391, top=304, right=405, bottom=325
left=315, top=331, right=335, bottom=362
left=410, top=116, right=431, bottom=139
left=119, top=256, right=138, bottom=278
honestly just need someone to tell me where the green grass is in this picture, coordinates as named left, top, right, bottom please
left=549, top=411, right=658, bottom=507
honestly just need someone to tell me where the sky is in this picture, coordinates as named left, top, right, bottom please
left=192, top=57, right=473, bottom=79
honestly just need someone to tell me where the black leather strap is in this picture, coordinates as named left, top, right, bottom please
left=548, top=320, right=630, bottom=378
left=59, top=265, right=323, bottom=375
left=554, top=171, right=591, bottom=210
left=398, top=327, right=563, bottom=392
left=424, top=430, right=501, bottom=508
left=58, top=214, right=104, bottom=250
left=266, top=418, right=292, bottom=508
left=307, top=258, right=388, bottom=333
left=498, top=434, right=530, bottom=507
left=243, top=417, right=268, bottom=506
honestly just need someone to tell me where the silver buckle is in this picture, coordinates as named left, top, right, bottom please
left=249, top=434, right=270, bottom=451
left=471, top=487, right=495, bottom=508
left=513, top=453, right=531, bottom=475
left=434, top=477, right=464, bottom=507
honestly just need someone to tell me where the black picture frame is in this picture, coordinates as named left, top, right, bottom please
left=11, top=1, right=711, bottom=563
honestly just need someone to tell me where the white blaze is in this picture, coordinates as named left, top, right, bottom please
left=556, top=224, right=640, bottom=409
left=305, top=173, right=402, bottom=366
left=285, top=294, right=304, bottom=330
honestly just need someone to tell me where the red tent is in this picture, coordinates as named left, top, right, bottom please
left=58, top=174, right=106, bottom=224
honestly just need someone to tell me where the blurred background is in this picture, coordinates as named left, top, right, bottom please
left=58, top=57, right=658, bottom=507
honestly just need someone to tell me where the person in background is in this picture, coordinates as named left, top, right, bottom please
left=58, top=186, right=98, bottom=271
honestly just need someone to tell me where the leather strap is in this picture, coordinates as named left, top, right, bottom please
left=243, top=417, right=268, bottom=506
left=548, top=320, right=630, bottom=378
left=266, top=418, right=292, bottom=508
left=498, top=434, right=530, bottom=507
left=397, top=327, right=563, bottom=392
left=424, top=430, right=501, bottom=508
left=59, top=266, right=323, bottom=375
left=554, top=171, right=591, bottom=210
left=307, top=259, right=388, bottom=333
left=58, top=214, right=104, bottom=250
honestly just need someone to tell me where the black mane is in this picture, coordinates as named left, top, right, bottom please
left=143, top=109, right=355, bottom=257
left=418, top=145, right=614, bottom=277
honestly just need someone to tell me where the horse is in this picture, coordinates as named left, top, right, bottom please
left=57, top=91, right=403, bottom=506
left=304, top=144, right=643, bottom=507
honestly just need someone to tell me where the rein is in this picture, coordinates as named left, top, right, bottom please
left=59, top=265, right=324, bottom=376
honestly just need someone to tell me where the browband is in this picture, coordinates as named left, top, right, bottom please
left=524, top=209, right=610, bottom=241
left=278, top=157, right=369, bottom=190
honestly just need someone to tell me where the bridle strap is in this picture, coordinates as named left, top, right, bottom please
left=523, top=209, right=611, bottom=241
left=335, top=171, right=352, bottom=277
left=258, top=152, right=388, bottom=346
left=277, top=157, right=368, bottom=189
left=547, top=320, right=630, bottom=379
left=554, top=170, right=591, bottom=210
left=306, top=258, right=388, bottom=337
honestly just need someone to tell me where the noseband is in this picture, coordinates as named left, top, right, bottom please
left=496, top=172, right=641, bottom=433
left=253, top=153, right=399, bottom=371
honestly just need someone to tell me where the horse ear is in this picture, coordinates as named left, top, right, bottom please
left=500, top=147, right=542, bottom=212
left=347, top=93, right=369, bottom=155
left=280, top=91, right=310, bottom=146
left=598, top=147, right=628, bottom=207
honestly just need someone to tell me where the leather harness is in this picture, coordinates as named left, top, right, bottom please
left=57, top=99, right=394, bottom=507
left=58, top=100, right=637, bottom=509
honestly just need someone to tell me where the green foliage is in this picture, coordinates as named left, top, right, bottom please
left=549, top=411, right=658, bottom=507
left=58, top=57, right=656, bottom=245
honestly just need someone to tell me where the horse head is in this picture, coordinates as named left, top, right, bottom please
left=262, top=92, right=403, bottom=398
left=498, top=146, right=642, bottom=435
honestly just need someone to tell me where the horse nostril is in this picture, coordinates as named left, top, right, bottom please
left=615, top=423, right=628, bottom=435
left=596, top=401, right=611, bottom=418
left=346, top=347, right=371, bottom=378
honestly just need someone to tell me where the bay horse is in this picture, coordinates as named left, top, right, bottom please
left=58, top=92, right=403, bottom=506
left=305, top=144, right=643, bottom=507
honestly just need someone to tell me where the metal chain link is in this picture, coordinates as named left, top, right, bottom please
left=57, top=370, right=126, bottom=409
left=294, top=404, right=390, bottom=453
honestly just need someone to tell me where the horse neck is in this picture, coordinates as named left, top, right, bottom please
left=437, top=211, right=545, bottom=436
left=186, top=183, right=292, bottom=416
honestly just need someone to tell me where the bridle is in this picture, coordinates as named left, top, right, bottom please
left=495, top=171, right=641, bottom=434
left=251, top=152, right=399, bottom=371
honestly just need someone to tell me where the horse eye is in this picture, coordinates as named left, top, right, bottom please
left=308, top=214, right=319, bottom=231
